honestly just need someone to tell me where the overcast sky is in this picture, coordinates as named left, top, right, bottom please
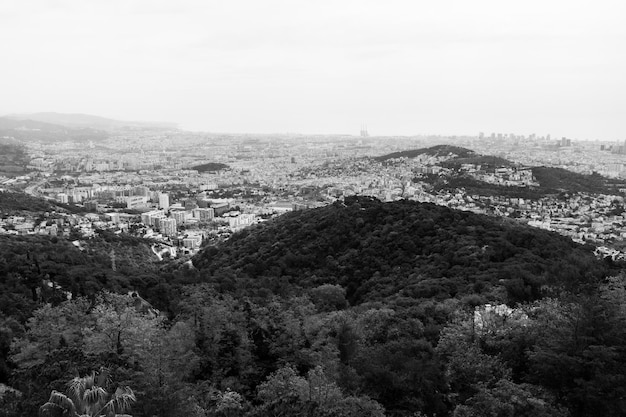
left=1, top=0, right=624, bottom=139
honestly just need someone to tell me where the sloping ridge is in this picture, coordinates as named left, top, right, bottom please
left=0, top=116, right=109, bottom=143
left=5, top=112, right=177, bottom=131
left=375, top=144, right=477, bottom=162
left=193, top=196, right=609, bottom=305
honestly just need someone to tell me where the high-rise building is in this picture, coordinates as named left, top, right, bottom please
left=192, top=207, right=214, bottom=220
left=171, top=210, right=188, bottom=224
left=159, top=193, right=170, bottom=211
left=126, top=196, right=148, bottom=209
left=141, top=210, right=165, bottom=226
left=160, top=218, right=177, bottom=237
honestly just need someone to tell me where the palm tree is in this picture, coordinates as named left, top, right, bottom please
left=40, top=369, right=135, bottom=417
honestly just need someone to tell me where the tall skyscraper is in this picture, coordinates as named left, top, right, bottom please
left=360, top=123, right=369, bottom=137
left=159, top=193, right=170, bottom=211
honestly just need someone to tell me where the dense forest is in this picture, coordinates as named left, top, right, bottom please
left=375, top=145, right=476, bottom=162
left=1, top=196, right=626, bottom=417
left=193, top=196, right=608, bottom=305
left=190, top=163, right=231, bottom=173
left=531, top=166, right=626, bottom=195
left=0, top=144, right=29, bottom=176
left=427, top=165, right=626, bottom=199
left=390, top=145, right=626, bottom=199
left=0, top=191, right=86, bottom=215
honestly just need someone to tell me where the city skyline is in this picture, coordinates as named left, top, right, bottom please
left=1, top=0, right=625, bottom=140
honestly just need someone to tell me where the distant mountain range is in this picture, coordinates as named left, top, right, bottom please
left=0, top=116, right=108, bottom=143
left=4, top=112, right=178, bottom=131
left=0, top=112, right=177, bottom=143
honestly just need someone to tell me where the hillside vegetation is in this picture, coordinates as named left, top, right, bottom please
left=190, top=162, right=230, bottom=172
left=0, top=191, right=88, bottom=215
left=375, top=144, right=476, bottom=162
left=194, top=196, right=608, bottom=305
left=380, top=144, right=626, bottom=198
left=0, top=144, right=29, bottom=176
left=531, top=166, right=624, bottom=194
left=2, top=193, right=626, bottom=417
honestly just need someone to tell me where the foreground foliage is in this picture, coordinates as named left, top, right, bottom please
left=1, top=197, right=625, bottom=417
left=40, top=370, right=135, bottom=417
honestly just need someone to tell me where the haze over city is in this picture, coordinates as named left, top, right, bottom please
left=4, top=3, right=626, bottom=416
left=1, top=0, right=625, bottom=139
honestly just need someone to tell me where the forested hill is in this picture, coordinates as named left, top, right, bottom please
left=0, top=191, right=87, bottom=215
left=0, top=143, right=29, bottom=176
left=531, top=166, right=624, bottom=194
left=189, top=162, right=230, bottom=172
left=377, top=144, right=626, bottom=196
left=194, top=196, right=609, bottom=304
left=3, top=197, right=626, bottom=417
left=375, top=144, right=476, bottom=161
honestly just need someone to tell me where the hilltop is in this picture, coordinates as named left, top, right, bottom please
left=189, top=162, right=230, bottom=172
left=375, top=144, right=476, bottom=161
left=193, top=196, right=608, bottom=304
left=378, top=145, right=626, bottom=198
left=531, top=166, right=623, bottom=194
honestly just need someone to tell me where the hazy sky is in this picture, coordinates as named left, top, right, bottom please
left=1, top=0, right=625, bottom=139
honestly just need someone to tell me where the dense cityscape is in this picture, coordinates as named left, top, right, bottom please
left=2, top=117, right=625, bottom=260
left=3, top=0, right=626, bottom=415
left=1, top=113, right=626, bottom=417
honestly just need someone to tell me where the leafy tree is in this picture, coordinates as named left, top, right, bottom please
left=309, top=284, right=348, bottom=312
left=527, top=293, right=626, bottom=417
left=254, top=365, right=384, bottom=417
left=39, top=369, right=135, bottom=417
left=82, top=292, right=163, bottom=362
left=11, top=298, right=91, bottom=369
left=134, top=321, right=202, bottom=417
left=453, top=379, right=568, bottom=417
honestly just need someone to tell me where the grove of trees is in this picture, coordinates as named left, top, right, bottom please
left=1, top=196, right=625, bottom=416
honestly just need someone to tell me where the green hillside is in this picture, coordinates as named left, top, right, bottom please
left=2, top=195, right=625, bottom=417
left=190, top=162, right=230, bottom=172
left=532, top=166, right=626, bottom=194
left=0, top=143, right=29, bottom=176
left=193, top=196, right=608, bottom=304
left=375, top=144, right=476, bottom=162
